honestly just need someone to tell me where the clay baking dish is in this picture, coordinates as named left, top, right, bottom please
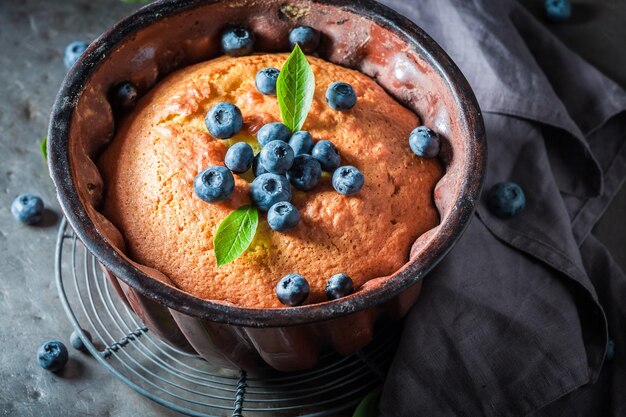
left=48, top=0, right=486, bottom=371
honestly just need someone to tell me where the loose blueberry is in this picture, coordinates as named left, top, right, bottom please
left=486, top=182, right=526, bottom=219
left=409, top=126, right=440, bottom=158
left=70, top=329, right=92, bottom=352
left=256, top=68, right=280, bottom=96
left=113, top=82, right=139, bottom=111
left=250, top=173, right=292, bottom=211
left=268, top=201, right=300, bottom=231
left=326, top=82, right=357, bottom=111
left=545, top=0, right=571, bottom=23
left=289, top=131, right=314, bottom=155
left=225, top=142, right=254, bottom=174
left=332, top=166, right=364, bottom=195
left=221, top=27, right=256, bottom=57
left=36, top=341, right=69, bottom=372
left=325, top=273, right=354, bottom=300
left=253, top=154, right=269, bottom=177
left=63, top=41, right=88, bottom=69
left=257, top=122, right=292, bottom=147
left=205, top=102, right=243, bottom=139
left=288, top=26, right=321, bottom=54
left=11, top=194, right=44, bottom=225
left=194, top=166, right=235, bottom=203
left=311, top=140, right=341, bottom=172
left=287, top=155, right=322, bottom=191
left=276, top=274, right=310, bottom=306
left=259, top=141, right=295, bottom=175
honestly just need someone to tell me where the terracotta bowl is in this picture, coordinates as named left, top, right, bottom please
left=48, top=0, right=486, bottom=372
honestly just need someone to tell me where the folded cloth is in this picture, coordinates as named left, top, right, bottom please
left=376, top=0, right=626, bottom=416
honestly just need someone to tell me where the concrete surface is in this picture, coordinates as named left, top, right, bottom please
left=0, top=1, right=623, bottom=416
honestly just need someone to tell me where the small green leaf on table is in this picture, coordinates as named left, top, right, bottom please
left=352, top=387, right=382, bottom=417
left=40, top=136, right=47, bottom=161
left=276, top=44, right=316, bottom=133
left=214, top=205, right=259, bottom=268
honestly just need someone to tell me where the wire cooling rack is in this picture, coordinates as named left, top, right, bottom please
left=55, top=218, right=398, bottom=416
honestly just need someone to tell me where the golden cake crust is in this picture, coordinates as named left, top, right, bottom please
left=98, top=53, right=443, bottom=308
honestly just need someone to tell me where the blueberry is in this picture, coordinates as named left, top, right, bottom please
left=225, top=142, right=254, bottom=174
left=276, top=274, right=310, bottom=306
left=70, top=329, right=92, bottom=352
left=194, top=166, right=235, bottom=203
left=63, top=41, right=88, bottom=69
left=268, top=201, right=300, bottom=231
left=221, top=27, right=255, bottom=57
left=325, top=273, right=354, bottom=300
left=287, top=155, right=322, bottom=191
left=545, top=0, right=571, bottom=23
left=289, top=131, right=314, bottom=155
left=113, top=82, right=139, bottom=111
left=409, top=126, right=440, bottom=158
left=486, top=182, right=526, bottom=219
left=250, top=173, right=292, bottom=211
left=205, top=102, right=243, bottom=139
left=11, top=194, right=44, bottom=225
left=311, top=140, right=341, bottom=172
left=332, top=166, right=364, bottom=195
left=288, top=26, right=321, bottom=54
left=257, top=122, right=291, bottom=147
left=36, top=341, right=69, bottom=372
left=259, top=141, right=294, bottom=175
left=255, top=68, right=280, bottom=96
left=253, top=154, right=269, bottom=177
left=326, top=82, right=357, bottom=111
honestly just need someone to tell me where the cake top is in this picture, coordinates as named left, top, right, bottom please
left=99, top=50, right=443, bottom=309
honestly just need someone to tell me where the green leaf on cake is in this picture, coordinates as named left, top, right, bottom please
left=40, top=136, right=47, bottom=161
left=276, top=44, right=316, bottom=132
left=214, top=205, right=259, bottom=268
left=352, top=387, right=382, bottom=417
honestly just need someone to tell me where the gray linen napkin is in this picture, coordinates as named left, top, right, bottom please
left=376, top=0, right=626, bottom=415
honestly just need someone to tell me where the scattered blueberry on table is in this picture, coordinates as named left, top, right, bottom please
left=250, top=173, right=292, bottom=211
left=312, top=140, right=341, bottom=172
left=70, top=329, right=93, bottom=352
left=63, top=41, right=88, bottom=69
left=289, top=26, right=321, bottom=54
left=225, top=142, right=254, bottom=174
left=486, top=182, right=526, bottom=219
left=257, top=122, right=292, bottom=146
left=221, top=27, right=256, bottom=57
left=289, top=131, right=314, bottom=155
left=332, top=166, right=365, bottom=195
left=267, top=201, right=300, bottom=231
left=253, top=154, right=269, bottom=177
left=36, top=341, right=69, bottom=372
left=545, top=0, right=572, bottom=23
left=113, top=82, right=139, bottom=111
left=287, top=154, right=322, bottom=191
left=205, top=102, right=243, bottom=139
left=276, top=274, right=310, bottom=306
left=259, top=140, right=295, bottom=175
left=194, top=166, right=235, bottom=203
left=326, top=82, right=357, bottom=111
left=325, top=273, right=354, bottom=300
left=11, top=193, right=44, bottom=225
left=409, top=126, right=440, bottom=158
left=256, top=68, right=280, bottom=96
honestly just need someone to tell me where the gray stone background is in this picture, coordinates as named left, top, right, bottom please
left=0, top=1, right=623, bottom=416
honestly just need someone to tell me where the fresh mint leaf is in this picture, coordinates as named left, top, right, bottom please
left=40, top=136, right=47, bottom=161
left=276, top=44, right=315, bottom=132
left=214, top=205, right=259, bottom=268
left=352, top=387, right=382, bottom=417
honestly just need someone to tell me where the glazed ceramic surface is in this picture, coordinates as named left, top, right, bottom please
left=48, top=0, right=486, bottom=371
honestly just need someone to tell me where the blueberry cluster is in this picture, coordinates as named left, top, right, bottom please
left=276, top=272, right=354, bottom=307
